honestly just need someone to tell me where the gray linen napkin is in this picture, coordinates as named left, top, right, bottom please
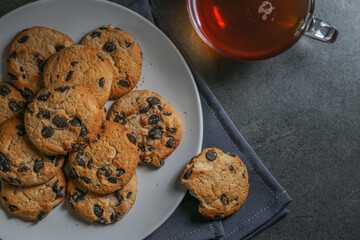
left=127, top=1, right=293, bottom=239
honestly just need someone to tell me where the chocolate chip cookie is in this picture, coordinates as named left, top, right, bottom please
left=0, top=118, right=65, bottom=186
left=108, top=90, right=183, bottom=167
left=0, top=83, right=26, bottom=125
left=67, top=172, right=137, bottom=224
left=69, top=120, right=138, bottom=194
left=43, top=44, right=116, bottom=107
left=24, top=85, right=105, bottom=156
left=0, top=170, right=66, bottom=221
left=81, top=24, right=142, bottom=99
left=7, top=26, right=74, bottom=99
left=181, top=148, right=249, bottom=219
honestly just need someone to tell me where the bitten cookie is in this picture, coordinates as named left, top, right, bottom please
left=69, top=120, right=138, bottom=194
left=81, top=24, right=142, bottom=99
left=7, top=26, right=74, bottom=99
left=43, top=44, right=116, bottom=107
left=0, top=118, right=65, bottom=186
left=108, top=90, right=183, bottom=167
left=0, top=83, right=26, bottom=125
left=24, top=85, right=105, bottom=156
left=181, top=148, right=249, bottom=219
left=67, top=172, right=137, bottom=224
left=0, top=170, right=66, bottom=221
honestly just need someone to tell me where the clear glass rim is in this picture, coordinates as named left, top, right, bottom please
left=186, top=0, right=316, bottom=61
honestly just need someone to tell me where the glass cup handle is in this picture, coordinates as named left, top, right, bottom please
left=304, top=17, right=339, bottom=43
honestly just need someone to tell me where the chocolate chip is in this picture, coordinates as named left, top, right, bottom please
left=0, top=84, right=11, bottom=96
left=97, top=167, right=111, bottom=178
left=159, top=158, right=165, bottom=166
left=16, top=124, right=26, bottom=136
left=37, top=210, right=47, bottom=220
left=110, top=212, right=120, bottom=222
left=163, top=112, right=172, bottom=116
left=148, top=126, right=163, bottom=139
left=72, top=168, right=79, bottom=178
left=242, top=171, right=246, bottom=178
left=99, top=77, right=105, bottom=88
left=126, top=192, right=132, bottom=198
left=108, top=177, right=118, bottom=183
left=148, top=114, right=161, bottom=124
left=206, top=150, right=217, bottom=161
left=91, top=31, right=101, bottom=38
left=115, top=27, right=122, bottom=31
left=65, top=71, right=74, bottom=81
left=23, top=87, right=34, bottom=97
left=9, top=51, right=16, bottom=59
left=54, top=156, right=62, bottom=167
left=76, top=152, right=85, bottom=166
left=103, top=41, right=117, bottom=53
left=72, top=144, right=84, bottom=150
left=17, top=166, right=29, bottom=172
left=138, top=144, right=145, bottom=152
left=94, top=205, right=103, bottom=218
left=127, top=133, right=136, bottom=145
left=8, top=101, right=20, bottom=112
left=114, top=114, right=126, bottom=125
left=70, top=118, right=81, bottom=127
left=147, top=147, right=154, bottom=152
left=221, top=194, right=229, bottom=205
left=229, top=165, right=234, bottom=171
left=55, top=44, right=65, bottom=52
left=183, top=168, right=193, bottom=179
left=37, top=92, right=51, bottom=101
left=54, top=86, right=69, bottom=93
left=166, top=128, right=176, bottom=134
left=147, top=97, right=161, bottom=105
left=214, top=213, right=224, bottom=219
left=97, top=54, right=104, bottom=61
left=52, top=180, right=64, bottom=199
left=158, top=105, right=163, bottom=111
left=227, top=152, right=237, bottom=157
left=22, top=74, right=26, bottom=79
left=8, top=73, right=17, bottom=81
left=115, top=196, right=123, bottom=206
left=33, top=159, right=44, bottom=173
left=139, top=105, right=151, bottom=114
left=81, top=177, right=92, bottom=184
left=2, top=196, right=7, bottom=201
left=124, top=40, right=132, bottom=48
left=0, top=154, right=11, bottom=172
left=41, top=127, right=54, bottom=138
left=9, top=177, right=21, bottom=184
left=87, top=159, right=93, bottom=169
left=36, top=110, right=52, bottom=119
left=99, top=26, right=108, bottom=30
left=72, top=187, right=86, bottom=203
left=9, top=205, right=19, bottom=212
left=166, top=138, right=175, bottom=148
left=52, top=116, right=68, bottom=128
left=18, top=35, right=29, bottom=43
left=116, top=169, right=125, bottom=177
left=118, top=79, right=130, bottom=88
left=79, top=125, right=88, bottom=137
left=37, top=59, right=46, bottom=72
left=20, top=67, right=24, bottom=72
left=95, top=218, right=107, bottom=224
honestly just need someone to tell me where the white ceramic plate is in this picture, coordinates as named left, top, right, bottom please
left=0, top=0, right=203, bottom=239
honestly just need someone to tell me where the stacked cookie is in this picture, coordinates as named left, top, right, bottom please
left=0, top=24, right=183, bottom=224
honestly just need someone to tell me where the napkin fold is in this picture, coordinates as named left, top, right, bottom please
left=128, top=0, right=292, bottom=239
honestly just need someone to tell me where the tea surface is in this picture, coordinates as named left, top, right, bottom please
left=194, top=0, right=309, bottom=59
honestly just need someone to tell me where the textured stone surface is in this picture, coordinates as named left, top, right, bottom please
left=1, top=0, right=360, bottom=239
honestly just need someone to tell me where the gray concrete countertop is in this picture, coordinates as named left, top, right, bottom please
left=1, top=0, right=359, bottom=239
